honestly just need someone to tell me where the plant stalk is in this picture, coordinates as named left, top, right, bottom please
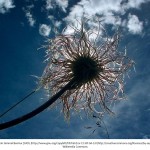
left=0, top=79, right=75, bottom=130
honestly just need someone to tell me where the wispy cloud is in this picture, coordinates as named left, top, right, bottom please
left=124, top=0, right=150, bottom=9
left=0, top=0, right=15, bottom=14
left=46, top=0, right=68, bottom=12
left=39, top=24, right=51, bottom=36
left=55, top=0, right=68, bottom=12
left=25, top=11, right=36, bottom=27
left=45, top=0, right=53, bottom=9
left=23, top=4, right=36, bottom=27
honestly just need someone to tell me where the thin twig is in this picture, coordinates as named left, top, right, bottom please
left=0, top=90, right=36, bottom=118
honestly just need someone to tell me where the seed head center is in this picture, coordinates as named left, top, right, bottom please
left=71, top=56, right=102, bottom=84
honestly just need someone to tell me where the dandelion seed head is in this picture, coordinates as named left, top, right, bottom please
left=39, top=16, right=134, bottom=119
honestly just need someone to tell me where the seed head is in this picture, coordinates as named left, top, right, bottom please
left=39, top=17, right=134, bottom=119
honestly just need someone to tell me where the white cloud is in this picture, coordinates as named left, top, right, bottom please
left=25, top=11, right=36, bottom=27
left=48, top=15, right=54, bottom=20
left=46, top=0, right=53, bottom=9
left=125, top=0, right=150, bottom=9
left=47, top=15, right=61, bottom=33
left=65, top=0, right=124, bottom=23
left=55, top=21, right=61, bottom=27
left=26, top=4, right=34, bottom=9
left=55, top=0, right=68, bottom=12
left=65, top=4, right=84, bottom=21
left=64, top=0, right=149, bottom=35
left=39, top=24, right=51, bottom=36
left=46, top=0, right=68, bottom=12
left=0, top=0, right=15, bottom=14
left=127, top=14, right=143, bottom=34
left=23, top=5, right=36, bottom=27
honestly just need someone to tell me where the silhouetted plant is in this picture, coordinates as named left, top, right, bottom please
left=39, top=17, right=134, bottom=119
left=0, top=16, right=134, bottom=130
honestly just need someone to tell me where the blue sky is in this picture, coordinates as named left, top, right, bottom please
left=0, top=0, right=150, bottom=139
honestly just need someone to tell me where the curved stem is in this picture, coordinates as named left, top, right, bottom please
left=0, top=79, right=75, bottom=130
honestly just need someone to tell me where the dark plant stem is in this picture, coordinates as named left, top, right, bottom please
left=0, top=79, right=75, bottom=130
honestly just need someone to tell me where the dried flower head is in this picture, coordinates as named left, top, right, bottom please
left=39, top=17, right=134, bottom=119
